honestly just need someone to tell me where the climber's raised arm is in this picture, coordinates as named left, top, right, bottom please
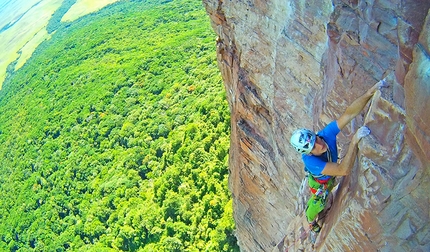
left=336, top=79, right=387, bottom=130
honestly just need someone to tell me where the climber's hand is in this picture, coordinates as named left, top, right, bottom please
left=375, top=78, right=389, bottom=90
left=353, top=126, right=371, bottom=143
left=369, top=78, right=389, bottom=95
left=357, top=126, right=370, bottom=138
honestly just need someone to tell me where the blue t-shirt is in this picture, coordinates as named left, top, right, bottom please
left=302, top=121, right=340, bottom=180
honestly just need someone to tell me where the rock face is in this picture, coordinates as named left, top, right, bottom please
left=203, top=0, right=430, bottom=251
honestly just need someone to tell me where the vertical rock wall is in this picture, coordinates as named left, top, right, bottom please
left=203, top=0, right=430, bottom=251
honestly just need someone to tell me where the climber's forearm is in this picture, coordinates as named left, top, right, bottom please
left=336, top=90, right=374, bottom=130
left=322, top=126, right=369, bottom=176
left=336, top=82, right=381, bottom=130
left=337, top=139, right=360, bottom=175
left=346, top=91, right=373, bottom=117
left=321, top=138, right=359, bottom=176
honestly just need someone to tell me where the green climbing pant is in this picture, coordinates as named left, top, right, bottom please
left=305, top=176, right=335, bottom=222
left=306, top=195, right=326, bottom=222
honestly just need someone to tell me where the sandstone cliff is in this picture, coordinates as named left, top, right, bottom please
left=203, top=0, right=430, bottom=251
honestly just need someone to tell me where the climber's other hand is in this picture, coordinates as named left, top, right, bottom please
left=376, top=78, right=389, bottom=90
left=373, top=78, right=389, bottom=93
left=354, top=126, right=371, bottom=142
left=368, top=78, right=389, bottom=96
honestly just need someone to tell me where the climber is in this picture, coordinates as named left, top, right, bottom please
left=290, top=78, right=388, bottom=233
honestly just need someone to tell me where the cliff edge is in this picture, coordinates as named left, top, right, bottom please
left=203, top=0, right=430, bottom=251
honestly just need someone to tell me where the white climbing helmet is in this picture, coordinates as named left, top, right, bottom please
left=290, top=129, right=316, bottom=154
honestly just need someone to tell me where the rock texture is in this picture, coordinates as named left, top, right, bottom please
left=203, top=0, right=430, bottom=251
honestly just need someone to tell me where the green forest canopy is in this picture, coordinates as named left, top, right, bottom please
left=0, top=0, right=238, bottom=251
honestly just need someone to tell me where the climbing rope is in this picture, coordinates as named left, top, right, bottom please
left=283, top=224, right=319, bottom=252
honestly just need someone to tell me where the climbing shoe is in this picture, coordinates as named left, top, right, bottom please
left=309, top=221, right=321, bottom=233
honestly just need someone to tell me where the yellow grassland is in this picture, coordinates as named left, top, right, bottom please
left=0, top=0, right=119, bottom=88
